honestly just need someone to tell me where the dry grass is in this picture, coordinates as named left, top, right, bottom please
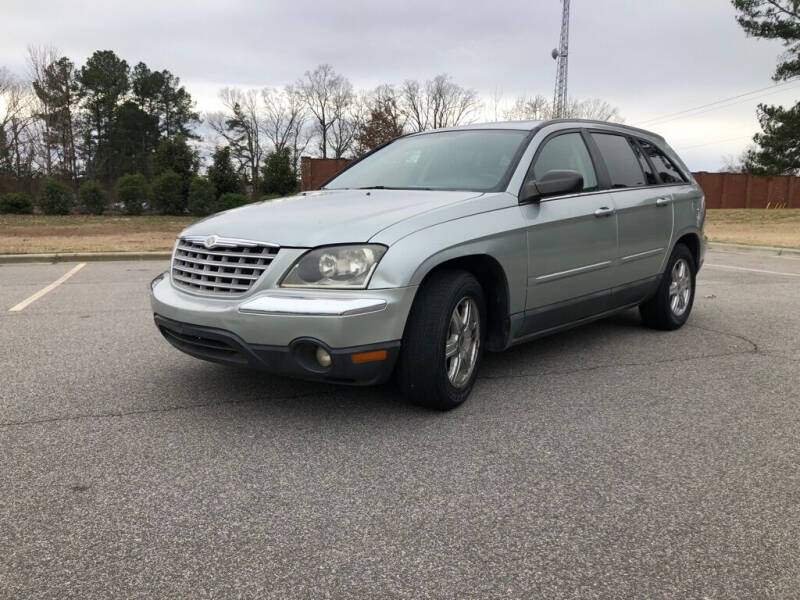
left=705, top=209, right=800, bottom=249
left=1, top=210, right=799, bottom=254
left=0, top=215, right=195, bottom=254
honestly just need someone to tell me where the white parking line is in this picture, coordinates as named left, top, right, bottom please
left=8, top=263, right=87, bottom=312
left=704, top=263, right=800, bottom=278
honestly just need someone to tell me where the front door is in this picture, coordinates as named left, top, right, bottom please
left=519, top=131, right=619, bottom=335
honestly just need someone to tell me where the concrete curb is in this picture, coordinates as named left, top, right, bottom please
left=709, top=242, right=800, bottom=258
left=0, top=251, right=171, bottom=264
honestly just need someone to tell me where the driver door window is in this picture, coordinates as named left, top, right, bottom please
left=532, top=133, right=598, bottom=191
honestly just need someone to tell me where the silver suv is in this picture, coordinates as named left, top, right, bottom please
left=151, top=120, right=705, bottom=410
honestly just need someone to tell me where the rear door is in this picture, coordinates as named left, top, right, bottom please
left=589, top=132, right=673, bottom=296
left=519, top=130, right=619, bottom=335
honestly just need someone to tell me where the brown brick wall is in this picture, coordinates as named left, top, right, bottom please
left=300, top=157, right=352, bottom=191
left=693, top=172, right=800, bottom=209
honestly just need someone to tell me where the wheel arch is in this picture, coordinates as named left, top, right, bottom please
left=411, top=254, right=512, bottom=352
left=673, top=230, right=702, bottom=268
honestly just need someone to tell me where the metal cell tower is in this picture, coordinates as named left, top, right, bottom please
left=551, top=0, right=570, bottom=118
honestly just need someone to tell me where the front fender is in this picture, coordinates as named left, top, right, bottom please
left=369, top=205, right=528, bottom=315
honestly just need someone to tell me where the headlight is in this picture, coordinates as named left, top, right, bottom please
left=280, top=244, right=387, bottom=289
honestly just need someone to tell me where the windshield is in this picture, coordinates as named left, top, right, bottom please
left=324, top=129, right=530, bottom=192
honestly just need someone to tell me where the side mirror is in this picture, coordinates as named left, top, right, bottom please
left=520, top=169, right=584, bottom=203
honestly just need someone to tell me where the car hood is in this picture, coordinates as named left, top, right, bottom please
left=181, top=189, right=483, bottom=247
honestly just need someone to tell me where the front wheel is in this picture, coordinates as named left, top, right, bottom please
left=396, top=270, right=486, bottom=410
left=639, top=243, right=696, bottom=330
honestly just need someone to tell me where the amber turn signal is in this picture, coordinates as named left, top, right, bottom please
left=350, top=349, right=388, bottom=364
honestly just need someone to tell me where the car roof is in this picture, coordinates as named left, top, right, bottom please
left=433, top=119, right=665, bottom=142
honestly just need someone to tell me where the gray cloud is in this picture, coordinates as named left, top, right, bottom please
left=1, top=0, right=792, bottom=170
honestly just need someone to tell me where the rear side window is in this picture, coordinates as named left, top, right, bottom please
left=638, top=140, right=685, bottom=184
left=533, top=133, right=597, bottom=190
left=631, top=142, right=658, bottom=185
left=591, top=133, right=647, bottom=188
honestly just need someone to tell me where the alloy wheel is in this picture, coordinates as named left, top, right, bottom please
left=445, top=296, right=480, bottom=388
left=668, top=258, right=692, bottom=317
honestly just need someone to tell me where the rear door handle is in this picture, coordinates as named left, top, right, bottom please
left=594, top=207, right=615, bottom=218
left=656, top=197, right=671, bottom=207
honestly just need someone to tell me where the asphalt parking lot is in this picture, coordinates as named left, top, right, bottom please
left=1, top=249, right=799, bottom=599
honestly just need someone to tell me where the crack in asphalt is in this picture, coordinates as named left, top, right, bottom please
left=686, top=323, right=760, bottom=353
left=478, top=322, right=763, bottom=381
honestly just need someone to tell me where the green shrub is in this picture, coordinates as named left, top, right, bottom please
left=214, top=192, right=249, bottom=212
left=115, top=174, right=150, bottom=215
left=187, top=177, right=216, bottom=216
left=152, top=170, right=185, bottom=214
left=0, top=192, right=34, bottom=214
left=78, top=179, right=107, bottom=215
left=261, top=147, right=298, bottom=196
left=37, top=177, right=73, bottom=215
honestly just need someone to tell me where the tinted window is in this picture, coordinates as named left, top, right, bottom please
left=533, top=133, right=597, bottom=190
left=591, top=133, right=647, bottom=188
left=325, top=130, right=529, bottom=192
left=639, top=140, right=685, bottom=184
left=631, top=141, right=658, bottom=185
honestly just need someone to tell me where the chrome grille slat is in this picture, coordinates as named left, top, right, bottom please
left=172, top=255, right=265, bottom=269
left=172, top=263, right=261, bottom=280
left=172, top=273, right=252, bottom=292
left=171, top=237, right=279, bottom=296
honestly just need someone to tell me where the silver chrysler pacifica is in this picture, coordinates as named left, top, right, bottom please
left=151, top=119, right=706, bottom=410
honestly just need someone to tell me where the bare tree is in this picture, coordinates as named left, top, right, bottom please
left=261, top=86, right=306, bottom=153
left=567, top=98, right=623, bottom=122
left=26, top=45, right=59, bottom=174
left=400, top=74, right=481, bottom=132
left=27, top=46, right=80, bottom=182
left=0, top=68, right=37, bottom=179
left=504, top=95, right=623, bottom=122
left=504, top=94, right=552, bottom=121
left=208, top=88, right=264, bottom=199
left=400, top=79, right=429, bottom=132
left=328, top=79, right=359, bottom=158
left=295, top=64, right=352, bottom=158
left=261, top=85, right=313, bottom=179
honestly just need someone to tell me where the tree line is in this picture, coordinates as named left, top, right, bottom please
left=1, top=47, right=624, bottom=216
left=724, top=0, right=800, bottom=176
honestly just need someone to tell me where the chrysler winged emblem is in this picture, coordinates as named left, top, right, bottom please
left=203, top=235, right=219, bottom=249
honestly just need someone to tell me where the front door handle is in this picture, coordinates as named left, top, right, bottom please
left=656, top=197, right=671, bottom=207
left=594, top=207, right=615, bottom=218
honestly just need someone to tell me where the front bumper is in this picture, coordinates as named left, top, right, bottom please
left=154, top=314, right=399, bottom=385
left=150, top=272, right=417, bottom=384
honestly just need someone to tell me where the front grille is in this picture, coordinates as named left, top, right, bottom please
left=171, top=237, right=279, bottom=295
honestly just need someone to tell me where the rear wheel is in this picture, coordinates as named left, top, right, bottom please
left=639, top=243, right=696, bottom=330
left=396, top=270, right=485, bottom=410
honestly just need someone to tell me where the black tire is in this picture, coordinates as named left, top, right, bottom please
left=639, top=243, right=696, bottom=330
left=396, top=270, right=486, bottom=410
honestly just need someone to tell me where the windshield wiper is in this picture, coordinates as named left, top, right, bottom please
left=358, top=185, right=388, bottom=189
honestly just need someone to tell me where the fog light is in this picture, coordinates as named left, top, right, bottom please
left=315, top=346, right=332, bottom=368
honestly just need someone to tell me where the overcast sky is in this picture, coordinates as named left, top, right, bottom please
left=3, top=0, right=798, bottom=171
